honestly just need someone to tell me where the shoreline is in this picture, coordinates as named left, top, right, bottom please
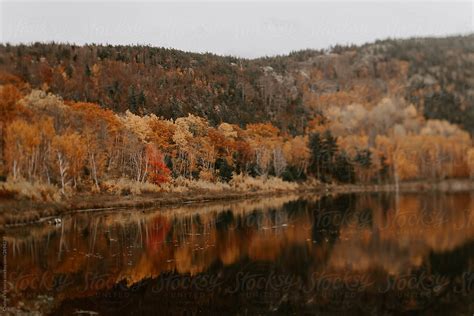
left=2, top=179, right=473, bottom=228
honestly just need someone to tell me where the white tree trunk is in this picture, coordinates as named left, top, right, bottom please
left=57, top=151, right=68, bottom=194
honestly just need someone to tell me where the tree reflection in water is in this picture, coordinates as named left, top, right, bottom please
left=4, top=192, right=474, bottom=315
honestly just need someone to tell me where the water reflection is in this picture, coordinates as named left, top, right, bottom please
left=4, top=192, right=474, bottom=315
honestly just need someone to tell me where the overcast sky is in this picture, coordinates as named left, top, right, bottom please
left=1, top=1, right=473, bottom=58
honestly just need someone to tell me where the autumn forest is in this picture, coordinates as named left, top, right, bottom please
left=0, top=35, right=474, bottom=201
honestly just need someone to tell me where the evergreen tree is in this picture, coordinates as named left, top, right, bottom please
left=309, top=132, right=323, bottom=178
left=322, top=130, right=338, bottom=175
left=355, top=149, right=372, bottom=168
left=138, top=90, right=146, bottom=108
left=128, top=86, right=138, bottom=113
left=215, top=158, right=233, bottom=182
left=333, top=151, right=354, bottom=183
left=355, top=148, right=372, bottom=183
left=84, top=64, right=91, bottom=77
left=379, top=154, right=389, bottom=182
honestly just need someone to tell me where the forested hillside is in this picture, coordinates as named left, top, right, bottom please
left=1, top=35, right=473, bottom=134
left=0, top=35, right=473, bottom=200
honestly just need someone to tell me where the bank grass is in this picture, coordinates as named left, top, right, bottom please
left=0, top=179, right=61, bottom=202
left=102, top=174, right=299, bottom=195
left=102, top=178, right=162, bottom=195
left=229, top=173, right=299, bottom=192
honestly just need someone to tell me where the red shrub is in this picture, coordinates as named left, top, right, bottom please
left=146, top=144, right=171, bottom=184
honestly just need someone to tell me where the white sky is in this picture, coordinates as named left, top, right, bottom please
left=1, top=1, right=473, bottom=58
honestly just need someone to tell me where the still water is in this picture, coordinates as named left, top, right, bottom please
left=4, top=192, right=474, bottom=315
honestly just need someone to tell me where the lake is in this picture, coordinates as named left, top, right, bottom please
left=4, top=192, right=474, bottom=315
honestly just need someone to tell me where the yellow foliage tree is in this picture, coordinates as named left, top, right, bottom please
left=52, top=132, right=86, bottom=193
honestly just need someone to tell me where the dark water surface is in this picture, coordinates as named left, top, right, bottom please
left=4, top=192, right=474, bottom=315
